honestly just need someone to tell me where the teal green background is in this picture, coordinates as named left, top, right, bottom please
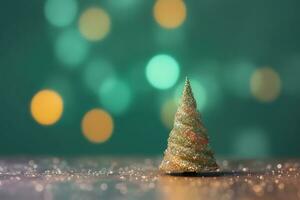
left=0, top=0, right=300, bottom=157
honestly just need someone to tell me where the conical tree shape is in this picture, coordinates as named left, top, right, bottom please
left=160, top=78, right=218, bottom=173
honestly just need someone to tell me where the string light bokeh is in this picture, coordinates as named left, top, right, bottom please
left=79, top=7, right=111, bottom=42
left=55, top=29, right=90, bottom=67
left=81, top=109, right=114, bottom=143
left=30, top=90, right=64, bottom=126
left=44, top=0, right=78, bottom=27
left=153, top=0, right=187, bottom=29
left=1, top=0, right=300, bottom=157
left=98, top=77, right=132, bottom=115
left=146, top=54, right=180, bottom=90
left=250, top=67, right=282, bottom=102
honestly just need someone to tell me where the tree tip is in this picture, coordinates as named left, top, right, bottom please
left=183, top=77, right=192, bottom=93
left=180, top=76, right=196, bottom=108
left=184, top=77, right=191, bottom=88
left=185, top=76, right=190, bottom=83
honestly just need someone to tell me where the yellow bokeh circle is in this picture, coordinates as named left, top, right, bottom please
left=81, top=109, right=114, bottom=143
left=30, top=89, right=63, bottom=125
left=250, top=67, right=282, bottom=102
left=153, top=0, right=187, bottom=29
left=79, top=7, right=111, bottom=41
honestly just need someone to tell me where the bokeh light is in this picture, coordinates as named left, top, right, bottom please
left=55, top=29, right=89, bottom=67
left=83, top=59, right=115, bottom=94
left=250, top=67, right=282, bottom=102
left=146, top=54, right=180, bottom=90
left=44, top=0, right=78, bottom=27
left=160, top=99, right=177, bottom=129
left=153, top=0, right=187, bottom=29
left=79, top=7, right=111, bottom=41
left=99, top=78, right=132, bottom=115
left=81, top=109, right=113, bottom=143
left=233, top=127, right=270, bottom=158
left=174, top=79, right=207, bottom=111
left=30, top=90, right=63, bottom=126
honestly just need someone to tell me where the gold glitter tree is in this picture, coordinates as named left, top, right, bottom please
left=160, top=78, right=218, bottom=173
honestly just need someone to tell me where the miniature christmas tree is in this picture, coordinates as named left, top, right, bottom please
left=160, top=77, right=218, bottom=173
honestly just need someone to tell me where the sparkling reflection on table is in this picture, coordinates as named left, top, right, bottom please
left=0, top=157, right=299, bottom=200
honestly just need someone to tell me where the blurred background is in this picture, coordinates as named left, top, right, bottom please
left=0, top=0, right=299, bottom=158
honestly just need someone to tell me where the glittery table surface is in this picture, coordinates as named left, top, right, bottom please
left=0, top=157, right=299, bottom=200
